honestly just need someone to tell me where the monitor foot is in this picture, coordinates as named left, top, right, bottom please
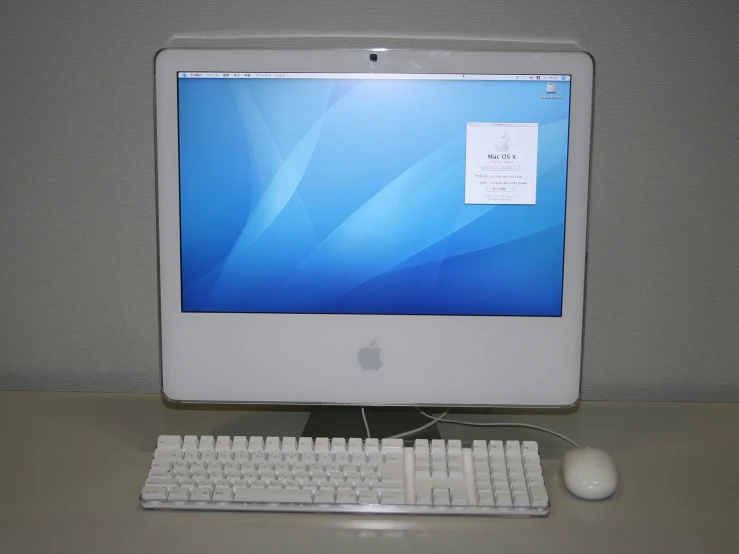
left=302, top=406, right=442, bottom=440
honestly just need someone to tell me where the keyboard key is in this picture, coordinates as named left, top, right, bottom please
left=183, top=450, right=200, bottom=462
left=314, top=438, right=330, bottom=452
left=495, top=492, right=513, bottom=507
left=511, top=482, right=527, bottom=494
left=357, top=489, right=379, bottom=504
left=383, top=451, right=404, bottom=464
left=233, top=452, right=250, bottom=463
left=447, top=452, right=463, bottom=465
left=248, top=437, right=264, bottom=451
left=179, top=479, right=198, bottom=490
left=314, top=489, right=335, bottom=503
left=431, top=453, right=447, bottom=465
left=366, top=452, right=382, bottom=465
left=293, top=470, right=310, bottom=483
left=381, top=439, right=403, bottom=453
left=431, top=462, right=447, bottom=476
left=509, top=474, right=525, bottom=487
left=141, top=485, right=168, bottom=500
left=167, top=487, right=190, bottom=501
left=478, top=491, right=495, bottom=506
left=317, top=452, right=333, bottom=465
left=232, top=436, right=248, bottom=451
left=182, top=435, right=199, bottom=451
left=234, top=486, right=312, bottom=503
left=348, top=438, right=364, bottom=453
left=488, top=441, right=504, bottom=456
left=200, top=452, right=217, bottom=463
left=199, top=436, right=215, bottom=451
left=526, top=474, right=545, bottom=486
left=415, top=463, right=431, bottom=477
left=345, top=471, right=362, bottom=487
left=282, top=451, right=300, bottom=464
left=273, top=461, right=290, bottom=474
left=325, top=461, right=342, bottom=474
left=416, top=490, right=433, bottom=505
left=378, top=463, right=405, bottom=479
left=379, top=478, right=404, bottom=490
left=450, top=489, right=467, bottom=506
left=380, top=490, right=405, bottom=505
left=493, top=481, right=510, bottom=494
left=298, top=438, right=313, bottom=452
left=190, top=486, right=212, bottom=501
left=364, top=438, right=380, bottom=453
left=157, top=435, right=182, bottom=449
left=433, top=488, right=451, bottom=506
left=300, top=451, right=316, bottom=463
left=524, top=453, right=541, bottom=466
left=148, top=467, right=172, bottom=477
left=231, top=479, right=249, bottom=490
left=476, top=482, right=493, bottom=494
left=212, top=487, right=234, bottom=503
left=513, top=491, right=530, bottom=507
left=430, top=439, right=446, bottom=454
left=265, top=437, right=281, bottom=451
left=529, top=484, right=549, bottom=507
left=448, top=462, right=464, bottom=478
left=522, top=441, right=538, bottom=455
left=215, top=436, right=231, bottom=452
left=505, top=441, right=521, bottom=455
left=333, top=452, right=350, bottom=464
left=281, top=437, right=297, bottom=452
left=251, top=451, right=268, bottom=463
left=472, top=440, right=488, bottom=452
left=331, top=438, right=347, bottom=452
left=145, top=477, right=178, bottom=488
left=154, top=449, right=183, bottom=460
left=336, top=488, right=356, bottom=503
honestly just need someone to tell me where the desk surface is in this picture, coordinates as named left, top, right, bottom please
left=1, top=392, right=737, bottom=553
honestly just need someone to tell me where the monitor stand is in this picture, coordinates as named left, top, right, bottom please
left=302, top=406, right=441, bottom=440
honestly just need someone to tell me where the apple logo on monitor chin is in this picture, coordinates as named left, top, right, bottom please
left=358, top=341, right=382, bottom=371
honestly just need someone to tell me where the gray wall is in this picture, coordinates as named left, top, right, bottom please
left=1, top=0, right=738, bottom=400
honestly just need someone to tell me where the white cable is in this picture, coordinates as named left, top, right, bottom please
left=361, top=407, right=371, bottom=439
left=387, top=410, right=450, bottom=440
left=416, top=409, right=580, bottom=447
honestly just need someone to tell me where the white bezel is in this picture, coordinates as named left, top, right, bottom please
left=155, top=48, right=594, bottom=406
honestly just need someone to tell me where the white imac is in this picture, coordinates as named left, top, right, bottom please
left=154, top=48, right=594, bottom=408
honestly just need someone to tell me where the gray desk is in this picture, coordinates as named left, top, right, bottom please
left=1, top=392, right=737, bottom=553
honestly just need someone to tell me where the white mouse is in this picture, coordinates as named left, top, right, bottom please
left=561, top=447, right=618, bottom=500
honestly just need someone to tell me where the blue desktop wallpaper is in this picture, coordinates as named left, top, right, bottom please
left=177, top=76, right=571, bottom=316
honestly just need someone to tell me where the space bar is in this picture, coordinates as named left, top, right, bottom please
left=234, top=488, right=313, bottom=503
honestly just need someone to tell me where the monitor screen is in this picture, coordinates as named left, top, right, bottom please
left=177, top=73, right=572, bottom=317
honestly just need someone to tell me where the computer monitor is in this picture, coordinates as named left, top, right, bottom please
left=155, top=49, right=593, bottom=408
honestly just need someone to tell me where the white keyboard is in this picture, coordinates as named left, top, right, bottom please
left=140, top=436, right=549, bottom=516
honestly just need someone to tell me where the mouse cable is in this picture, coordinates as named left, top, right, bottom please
left=361, top=407, right=371, bottom=438
left=414, top=408, right=580, bottom=448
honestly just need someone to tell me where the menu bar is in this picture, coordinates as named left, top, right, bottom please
left=177, top=72, right=571, bottom=81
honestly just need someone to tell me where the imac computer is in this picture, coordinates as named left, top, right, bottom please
left=154, top=48, right=594, bottom=410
